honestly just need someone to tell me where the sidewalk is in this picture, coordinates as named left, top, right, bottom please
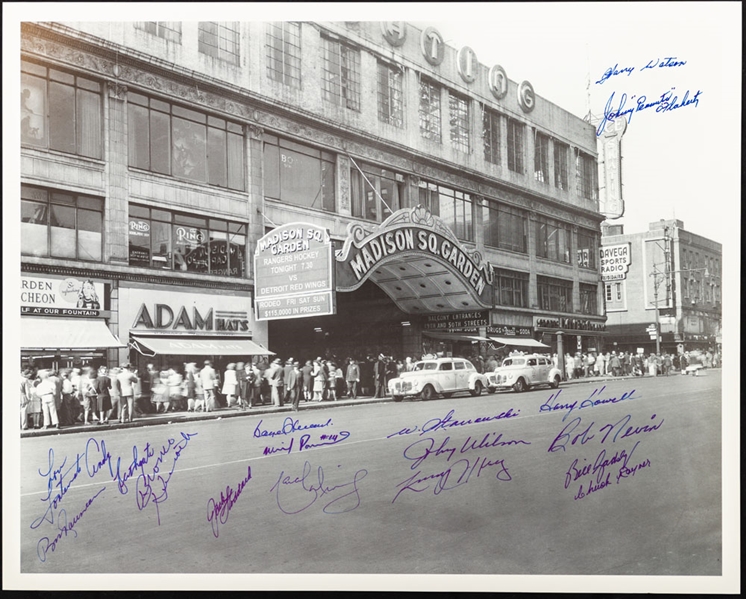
left=21, top=369, right=715, bottom=439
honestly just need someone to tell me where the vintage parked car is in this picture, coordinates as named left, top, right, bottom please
left=388, top=357, right=491, bottom=402
left=486, top=354, right=562, bottom=392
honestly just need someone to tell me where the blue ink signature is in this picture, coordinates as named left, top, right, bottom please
left=547, top=413, right=664, bottom=453
left=36, top=486, right=105, bottom=563
left=206, top=466, right=252, bottom=539
left=540, top=386, right=641, bottom=421
left=596, top=88, right=703, bottom=136
left=570, top=442, right=652, bottom=500
left=595, top=57, right=686, bottom=85
left=393, top=455, right=512, bottom=503
left=386, top=407, right=520, bottom=439
left=402, top=433, right=530, bottom=471
left=262, top=431, right=351, bottom=456
left=31, top=438, right=113, bottom=530
left=595, top=63, right=635, bottom=85
left=270, top=461, right=368, bottom=515
left=134, top=432, right=197, bottom=525
left=641, top=56, right=686, bottom=71
left=254, top=417, right=333, bottom=439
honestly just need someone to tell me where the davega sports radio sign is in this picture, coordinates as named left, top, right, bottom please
left=600, top=243, right=631, bottom=281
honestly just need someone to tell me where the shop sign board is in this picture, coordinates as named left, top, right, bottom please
left=487, top=324, right=533, bottom=337
left=600, top=242, right=631, bottom=281
left=254, top=223, right=335, bottom=321
left=534, top=316, right=607, bottom=333
left=424, top=311, right=488, bottom=332
left=21, top=275, right=105, bottom=317
left=119, top=287, right=251, bottom=335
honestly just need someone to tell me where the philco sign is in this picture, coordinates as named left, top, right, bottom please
left=335, top=206, right=493, bottom=306
left=600, top=242, right=631, bottom=281
left=120, top=287, right=251, bottom=335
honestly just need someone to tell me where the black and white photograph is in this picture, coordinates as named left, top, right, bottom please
left=3, top=2, right=740, bottom=593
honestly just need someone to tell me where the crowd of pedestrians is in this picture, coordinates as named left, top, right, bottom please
left=20, top=348, right=721, bottom=429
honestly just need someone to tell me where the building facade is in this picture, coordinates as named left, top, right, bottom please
left=601, top=219, right=722, bottom=353
left=20, top=21, right=606, bottom=372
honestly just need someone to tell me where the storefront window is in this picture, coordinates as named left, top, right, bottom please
left=350, top=162, right=403, bottom=222
left=418, top=181, right=474, bottom=242
left=21, top=60, right=102, bottom=159
left=128, top=204, right=247, bottom=277
left=535, top=215, right=571, bottom=263
left=128, top=92, right=245, bottom=191
left=482, top=201, right=527, bottom=253
left=580, top=283, right=598, bottom=315
left=494, top=268, right=529, bottom=307
left=577, top=229, right=598, bottom=269
left=538, top=276, right=573, bottom=312
left=21, top=185, right=103, bottom=261
left=263, top=134, right=336, bottom=212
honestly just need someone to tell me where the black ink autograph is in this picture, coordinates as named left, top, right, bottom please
left=206, top=466, right=253, bottom=538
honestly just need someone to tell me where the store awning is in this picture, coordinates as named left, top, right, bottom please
left=130, top=335, right=275, bottom=356
left=422, top=331, right=491, bottom=342
left=489, top=336, right=550, bottom=349
left=22, top=318, right=125, bottom=349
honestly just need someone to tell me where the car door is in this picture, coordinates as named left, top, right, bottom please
left=537, top=357, right=550, bottom=383
left=437, top=361, right=457, bottom=392
left=454, top=360, right=469, bottom=390
left=526, top=357, right=539, bottom=385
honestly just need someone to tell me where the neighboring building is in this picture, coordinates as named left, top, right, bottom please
left=20, top=21, right=605, bottom=373
left=601, top=219, right=722, bottom=353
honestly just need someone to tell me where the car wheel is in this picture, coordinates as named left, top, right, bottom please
left=470, top=381, right=483, bottom=397
left=420, top=385, right=436, bottom=401
left=550, top=375, right=561, bottom=389
left=393, top=395, right=404, bottom=402
left=513, top=378, right=526, bottom=393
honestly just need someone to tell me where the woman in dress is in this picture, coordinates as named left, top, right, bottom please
left=21, top=369, right=39, bottom=429
left=326, top=363, right=338, bottom=401
left=312, top=360, right=325, bottom=402
left=89, top=367, right=112, bottom=425
left=222, top=363, right=238, bottom=408
left=167, top=367, right=185, bottom=411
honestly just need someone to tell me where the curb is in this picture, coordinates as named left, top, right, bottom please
left=20, top=395, right=392, bottom=439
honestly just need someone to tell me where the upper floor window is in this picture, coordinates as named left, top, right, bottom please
left=419, top=78, right=442, bottom=143
left=449, top=91, right=470, bottom=153
left=604, top=281, right=626, bottom=311
left=554, top=140, right=569, bottom=190
left=264, top=134, right=335, bottom=212
left=580, top=283, right=598, bottom=315
left=418, top=181, right=474, bottom=242
left=128, top=204, right=246, bottom=277
left=377, top=61, right=404, bottom=128
left=135, top=22, right=182, bottom=43
left=537, top=276, right=573, bottom=312
left=198, top=22, right=240, bottom=65
left=482, top=109, right=501, bottom=166
left=534, top=131, right=549, bottom=183
left=321, top=37, right=361, bottom=111
left=350, top=162, right=404, bottom=222
left=21, top=60, right=102, bottom=159
left=266, top=22, right=301, bottom=88
left=494, top=268, right=529, bottom=308
left=128, top=93, right=245, bottom=191
left=577, top=228, right=598, bottom=269
left=482, top=201, right=528, bottom=253
left=535, top=215, right=571, bottom=263
left=21, top=184, right=103, bottom=261
left=507, top=118, right=524, bottom=174
left=576, top=150, right=599, bottom=200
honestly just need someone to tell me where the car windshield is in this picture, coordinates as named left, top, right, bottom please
left=413, top=362, right=438, bottom=371
left=502, top=358, right=526, bottom=367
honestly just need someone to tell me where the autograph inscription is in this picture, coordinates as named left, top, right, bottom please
left=539, top=386, right=640, bottom=421
left=386, top=407, right=520, bottom=439
left=254, top=417, right=333, bottom=439
left=595, top=57, right=687, bottom=84
left=596, top=88, right=703, bottom=136
left=206, top=466, right=253, bottom=538
left=547, top=413, right=664, bottom=453
left=270, top=461, right=368, bottom=515
left=262, top=431, right=351, bottom=456
left=36, top=486, right=106, bottom=563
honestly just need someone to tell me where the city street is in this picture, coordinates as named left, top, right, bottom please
left=21, top=372, right=721, bottom=575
